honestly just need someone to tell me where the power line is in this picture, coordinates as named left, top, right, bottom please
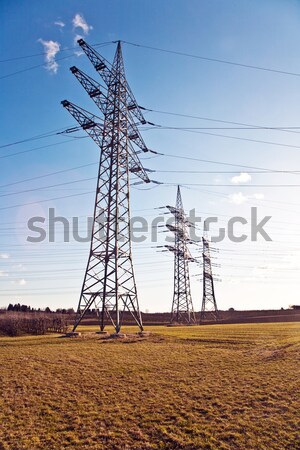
left=0, top=177, right=95, bottom=199
left=0, top=41, right=114, bottom=63
left=0, top=136, right=87, bottom=160
left=0, top=42, right=114, bottom=80
left=144, top=107, right=300, bottom=136
left=0, top=191, right=94, bottom=211
left=0, top=126, right=81, bottom=149
left=159, top=152, right=300, bottom=174
left=164, top=183, right=300, bottom=187
left=0, top=162, right=98, bottom=189
left=4, top=105, right=300, bottom=151
left=146, top=123, right=300, bottom=151
left=0, top=54, right=76, bottom=80
left=123, top=40, right=300, bottom=78
left=156, top=169, right=300, bottom=174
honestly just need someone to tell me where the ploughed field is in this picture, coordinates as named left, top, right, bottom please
left=0, top=323, right=299, bottom=450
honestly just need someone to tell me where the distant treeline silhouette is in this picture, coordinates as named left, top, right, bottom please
left=6, top=303, right=75, bottom=314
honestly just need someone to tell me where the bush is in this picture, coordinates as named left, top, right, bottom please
left=0, top=313, right=69, bottom=337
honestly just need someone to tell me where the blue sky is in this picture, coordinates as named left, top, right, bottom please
left=2, top=0, right=300, bottom=312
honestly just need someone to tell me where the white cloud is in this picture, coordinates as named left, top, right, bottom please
left=12, top=263, right=24, bottom=271
left=73, top=34, right=85, bottom=55
left=228, top=192, right=264, bottom=205
left=0, top=253, right=9, bottom=259
left=231, top=172, right=252, bottom=184
left=72, top=13, right=93, bottom=35
left=38, top=39, right=60, bottom=74
left=12, top=279, right=27, bottom=286
left=74, top=33, right=84, bottom=44
left=0, top=271, right=8, bottom=277
left=54, top=20, right=65, bottom=28
left=252, top=193, right=264, bottom=200
left=228, top=192, right=248, bottom=205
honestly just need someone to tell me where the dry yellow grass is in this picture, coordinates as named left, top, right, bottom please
left=0, top=323, right=299, bottom=449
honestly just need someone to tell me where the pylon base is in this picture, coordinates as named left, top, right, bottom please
left=137, top=331, right=151, bottom=337
left=65, top=332, right=81, bottom=338
left=111, top=332, right=126, bottom=339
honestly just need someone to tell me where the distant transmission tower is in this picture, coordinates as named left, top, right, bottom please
left=165, top=186, right=196, bottom=324
left=200, top=223, right=219, bottom=322
left=62, top=39, right=151, bottom=333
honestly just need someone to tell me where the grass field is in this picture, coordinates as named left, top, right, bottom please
left=0, top=323, right=299, bottom=450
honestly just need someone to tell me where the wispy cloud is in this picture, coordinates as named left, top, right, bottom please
left=11, top=278, right=27, bottom=286
left=54, top=20, right=65, bottom=28
left=231, top=172, right=251, bottom=184
left=252, top=193, right=264, bottom=200
left=0, top=270, right=8, bottom=277
left=73, top=33, right=84, bottom=55
left=228, top=191, right=264, bottom=205
left=72, top=14, right=93, bottom=35
left=38, top=39, right=60, bottom=74
left=12, top=263, right=24, bottom=271
left=228, top=192, right=248, bottom=205
left=0, top=253, right=9, bottom=259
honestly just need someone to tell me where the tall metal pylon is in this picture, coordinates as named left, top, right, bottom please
left=200, top=223, right=219, bottom=322
left=165, top=186, right=196, bottom=324
left=61, top=39, right=151, bottom=333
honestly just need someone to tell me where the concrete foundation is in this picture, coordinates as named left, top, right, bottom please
left=65, top=332, right=81, bottom=338
left=110, top=332, right=126, bottom=339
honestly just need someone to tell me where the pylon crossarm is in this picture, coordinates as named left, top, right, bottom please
left=61, top=100, right=103, bottom=146
left=79, top=39, right=147, bottom=125
left=71, top=66, right=107, bottom=114
left=127, top=141, right=151, bottom=182
left=78, top=39, right=113, bottom=86
left=70, top=65, right=148, bottom=152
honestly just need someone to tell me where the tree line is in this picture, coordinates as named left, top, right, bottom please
left=6, top=303, right=75, bottom=314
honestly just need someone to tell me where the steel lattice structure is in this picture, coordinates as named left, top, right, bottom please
left=62, top=40, right=150, bottom=333
left=165, top=186, right=196, bottom=324
left=200, top=231, right=219, bottom=322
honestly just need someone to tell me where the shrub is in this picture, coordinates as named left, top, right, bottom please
left=0, top=313, right=69, bottom=337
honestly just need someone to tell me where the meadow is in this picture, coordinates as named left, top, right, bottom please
left=0, top=322, right=299, bottom=450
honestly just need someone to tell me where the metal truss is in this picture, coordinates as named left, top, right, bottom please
left=62, top=40, right=150, bottom=333
left=165, top=186, right=196, bottom=324
left=200, top=233, right=219, bottom=322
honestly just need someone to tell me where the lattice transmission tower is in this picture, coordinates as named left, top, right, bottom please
left=164, top=186, right=196, bottom=324
left=200, top=224, right=219, bottom=322
left=61, top=39, right=151, bottom=333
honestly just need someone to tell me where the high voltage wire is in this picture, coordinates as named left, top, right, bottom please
left=0, top=162, right=98, bottom=189
left=143, top=108, right=300, bottom=136
left=0, top=41, right=114, bottom=63
left=2, top=135, right=300, bottom=177
left=2, top=40, right=300, bottom=79
left=0, top=126, right=81, bottom=149
left=0, top=177, right=95, bottom=199
left=122, top=40, right=300, bottom=78
left=4, top=119, right=300, bottom=152
left=0, top=54, right=77, bottom=80
left=159, top=152, right=300, bottom=173
left=156, top=169, right=300, bottom=174
left=0, top=137, right=88, bottom=160
left=146, top=123, right=300, bottom=151
left=0, top=42, right=114, bottom=79
left=0, top=191, right=94, bottom=211
left=2, top=178, right=300, bottom=209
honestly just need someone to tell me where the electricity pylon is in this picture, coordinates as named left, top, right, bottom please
left=62, top=39, right=151, bottom=333
left=200, top=223, right=219, bottom=322
left=165, top=186, right=196, bottom=324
